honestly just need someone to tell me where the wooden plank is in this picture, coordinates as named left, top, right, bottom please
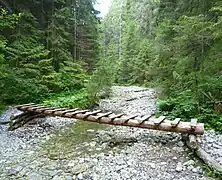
left=65, top=110, right=89, bottom=117
left=54, top=108, right=79, bottom=116
left=35, top=107, right=55, bottom=113
left=109, top=113, right=124, bottom=120
left=124, top=115, right=138, bottom=123
left=28, top=105, right=48, bottom=111
left=45, top=108, right=67, bottom=114
left=191, top=118, right=197, bottom=130
left=95, top=112, right=113, bottom=120
left=153, top=116, right=166, bottom=125
left=137, top=115, right=152, bottom=124
left=82, top=110, right=102, bottom=118
left=62, top=108, right=79, bottom=113
left=15, top=103, right=35, bottom=108
left=18, top=104, right=39, bottom=110
left=171, top=118, right=181, bottom=127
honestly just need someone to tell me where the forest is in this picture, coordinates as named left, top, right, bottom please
left=0, top=0, right=222, bottom=131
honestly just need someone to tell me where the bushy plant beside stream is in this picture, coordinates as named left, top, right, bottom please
left=43, top=89, right=90, bottom=109
left=156, top=90, right=222, bottom=132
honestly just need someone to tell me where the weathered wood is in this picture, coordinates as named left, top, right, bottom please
left=16, top=104, right=204, bottom=135
left=9, top=114, right=45, bottom=131
left=137, top=115, right=152, bottom=124
left=185, top=136, right=222, bottom=173
left=35, top=107, right=56, bottom=113
left=186, top=134, right=199, bottom=150
left=153, top=116, right=166, bottom=125
left=109, top=113, right=124, bottom=120
left=196, top=148, right=222, bottom=173
left=10, top=114, right=31, bottom=127
left=124, top=115, right=138, bottom=123
left=171, top=118, right=181, bottom=127
left=95, top=112, right=113, bottom=120
left=54, top=108, right=79, bottom=116
left=82, top=110, right=102, bottom=118
left=26, top=105, right=48, bottom=111
left=45, top=108, right=67, bottom=114
left=191, top=118, right=197, bottom=130
left=10, top=112, right=30, bottom=120
left=15, top=103, right=35, bottom=108
left=16, top=104, right=39, bottom=111
left=65, top=110, right=89, bottom=118
left=73, top=113, right=204, bottom=135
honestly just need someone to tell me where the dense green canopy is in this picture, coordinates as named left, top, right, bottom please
left=1, top=0, right=222, bottom=130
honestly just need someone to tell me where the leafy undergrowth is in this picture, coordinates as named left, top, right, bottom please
left=0, top=103, right=6, bottom=115
left=43, top=89, right=91, bottom=109
left=156, top=90, right=222, bottom=132
left=202, top=165, right=222, bottom=180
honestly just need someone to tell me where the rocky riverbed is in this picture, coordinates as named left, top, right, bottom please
left=0, top=86, right=221, bottom=180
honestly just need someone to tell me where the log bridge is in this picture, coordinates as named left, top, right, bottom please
left=10, top=103, right=204, bottom=135
left=10, top=104, right=222, bottom=173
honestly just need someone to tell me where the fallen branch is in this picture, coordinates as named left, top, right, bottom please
left=185, top=134, right=222, bottom=173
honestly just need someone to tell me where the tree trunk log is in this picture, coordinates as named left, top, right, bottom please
left=186, top=134, right=222, bottom=173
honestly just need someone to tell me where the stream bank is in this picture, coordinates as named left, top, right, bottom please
left=0, top=86, right=221, bottom=180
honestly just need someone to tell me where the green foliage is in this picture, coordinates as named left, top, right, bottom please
left=103, top=0, right=222, bottom=131
left=0, top=0, right=100, bottom=107
left=58, top=61, right=87, bottom=90
left=156, top=90, right=222, bottom=132
left=43, top=89, right=90, bottom=109
left=0, top=70, right=48, bottom=104
left=86, top=58, right=116, bottom=104
left=157, top=90, right=198, bottom=119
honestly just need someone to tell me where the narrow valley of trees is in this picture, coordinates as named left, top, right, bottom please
left=103, top=0, right=222, bottom=131
left=0, top=0, right=222, bottom=131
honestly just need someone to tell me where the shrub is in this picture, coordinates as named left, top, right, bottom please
left=43, top=89, right=90, bottom=109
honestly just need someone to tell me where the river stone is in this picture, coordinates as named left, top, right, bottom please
left=149, top=163, right=156, bottom=169
left=178, top=141, right=184, bottom=147
left=52, top=175, right=63, bottom=180
left=183, top=160, right=195, bottom=166
left=27, top=172, right=43, bottom=180
left=192, top=168, right=198, bottom=173
left=72, top=164, right=88, bottom=175
left=77, top=173, right=83, bottom=180
left=176, top=163, right=183, bottom=172
left=90, top=142, right=96, bottom=147
left=65, top=175, right=72, bottom=180
left=7, top=166, right=23, bottom=176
